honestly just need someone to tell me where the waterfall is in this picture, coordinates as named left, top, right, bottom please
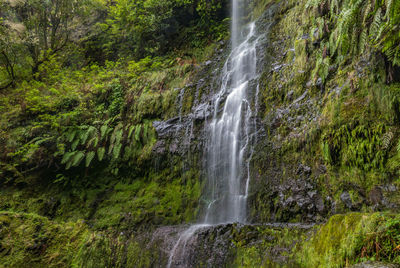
left=167, top=0, right=263, bottom=266
left=204, top=20, right=258, bottom=225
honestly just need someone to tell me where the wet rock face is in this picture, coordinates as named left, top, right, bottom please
left=152, top=41, right=228, bottom=159
left=340, top=191, right=353, bottom=209
left=153, top=223, right=311, bottom=268
left=270, top=167, right=326, bottom=223
left=369, top=185, right=399, bottom=211
left=249, top=133, right=328, bottom=222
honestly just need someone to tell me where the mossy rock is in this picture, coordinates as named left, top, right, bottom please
left=298, top=213, right=400, bottom=267
left=0, top=211, right=89, bottom=268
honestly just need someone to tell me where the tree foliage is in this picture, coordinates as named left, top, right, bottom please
left=0, top=0, right=228, bottom=87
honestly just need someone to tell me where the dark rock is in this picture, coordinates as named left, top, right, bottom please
left=382, top=184, right=397, bottom=192
left=294, top=90, right=308, bottom=103
left=369, top=186, right=383, bottom=206
left=313, top=28, right=319, bottom=39
left=287, top=90, right=294, bottom=101
left=192, top=103, right=211, bottom=122
left=296, top=164, right=311, bottom=176
left=153, top=118, right=181, bottom=138
left=340, top=191, right=353, bottom=209
left=315, top=195, right=325, bottom=213
left=301, top=34, right=310, bottom=40
left=272, top=64, right=284, bottom=72
left=153, top=140, right=166, bottom=154
left=169, top=142, right=178, bottom=154
left=316, top=77, right=323, bottom=87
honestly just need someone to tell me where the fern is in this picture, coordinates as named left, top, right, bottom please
left=128, top=125, right=135, bottom=139
left=66, top=160, right=73, bottom=170
left=370, top=8, right=382, bottom=37
left=396, top=139, right=400, bottom=153
left=110, top=124, right=122, bottom=145
left=71, top=139, right=80, bottom=151
left=113, top=143, right=122, bottom=159
left=135, top=125, right=142, bottom=142
left=81, top=126, right=97, bottom=145
left=97, top=147, right=106, bottom=161
left=67, top=130, right=77, bottom=143
left=115, top=129, right=123, bottom=144
left=359, top=28, right=368, bottom=53
left=100, top=125, right=109, bottom=140
left=61, top=151, right=74, bottom=164
left=385, top=0, right=393, bottom=19
left=86, top=136, right=99, bottom=149
left=71, top=151, right=85, bottom=168
left=362, top=1, right=372, bottom=25
left=85, top=151, right=96, bottom=167
left=108, top=142, right=114, bottom=155
left=382, top=131, right=394, bottom=150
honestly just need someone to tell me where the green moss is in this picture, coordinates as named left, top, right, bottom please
left=0, top=211, right=89, bottom=268
left=92, top=166, right=201, bottom=230
left=298, top=213, right=400, bottom=267
left=231, top=225, right=309, bottom=267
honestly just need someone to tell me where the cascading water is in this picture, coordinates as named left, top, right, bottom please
left=167, top=1, right=263, bottom=266
left=204, top=20, right=258, bottom=225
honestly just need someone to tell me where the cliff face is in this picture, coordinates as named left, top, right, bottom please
left=249, top=0, right=400, bottom=224
left=1, top=0, right=400, bottom=267
left=154, top=0, right=400, bottom=227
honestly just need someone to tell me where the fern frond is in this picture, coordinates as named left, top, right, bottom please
left=71, top=139, right=80, bottom=151
left=85, top=151, right=96, bottom=167
left=115, top=129, right=123, bottom=144
left=61, top=151, right=74, bottom=165
left=81, top=126, right=96, bottom=145
left=112, top=143, right=122, bottom=159
left=97, top=147, right=106, bottom=161
left=87, top=136, right=99, bottom=149
left=362, top=2, right=372, bottom=25
left=385, top=0, right=393, bottom=19
left=100, top=125, right=108, bottom=140
left=382, top=131, right=394, bottom=150
left=108, top=143, right=114, bottom=155
left=359, top=28, right=368, bottom=53
left=135, top=125, right=142, bottom=142
left=67, top=130, right=77, bottom=143
left=396, top=139, right=400, bottom=153
left=128, top=125, right=135, bottom=139
left=71, top=151, right=85, bottom=167
left=370, top=8, right=382, bottom=37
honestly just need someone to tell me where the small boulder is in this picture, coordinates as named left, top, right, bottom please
left=340, top=191, right=353, bottom=209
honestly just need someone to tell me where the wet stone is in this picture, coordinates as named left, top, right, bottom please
left=340, top=191, right=353, bottom=209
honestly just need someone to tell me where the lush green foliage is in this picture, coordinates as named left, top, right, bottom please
left=0, top=1, right=224, bottom=241
left=0, top=211, right=89, bottom=268
left=1, top=0, right=400, bottom=266
left=97, top=0, right=227, bottom=59
left=0, top=0, right=228, bottom=86
left=299, top=213, right=400, bottom=267
left=306, top=0, right=400, bottom=62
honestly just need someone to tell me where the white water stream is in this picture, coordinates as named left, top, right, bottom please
left=204, top=21, right=258, bottom=224
left=167, top=0, right=262, bottom=266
